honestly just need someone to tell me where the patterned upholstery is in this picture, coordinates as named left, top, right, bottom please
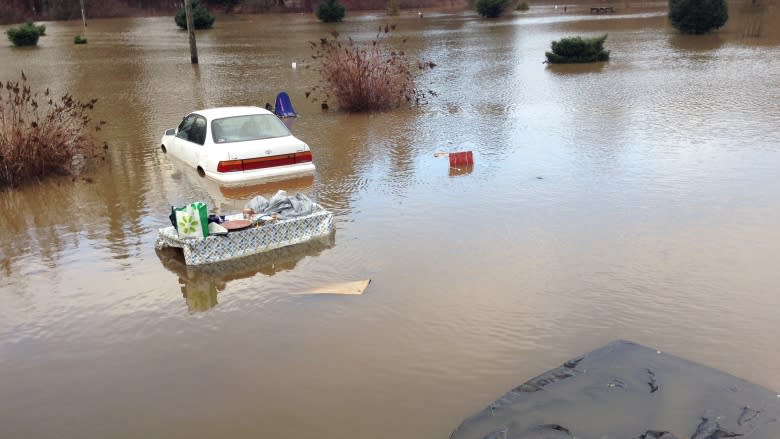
left=155, top=205, right=334, bottom=265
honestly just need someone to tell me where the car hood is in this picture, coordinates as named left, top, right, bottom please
left=223, top=135, right=309, bottom=161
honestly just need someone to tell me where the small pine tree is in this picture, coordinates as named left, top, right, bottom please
left=545, top=35, right=610, bottom=64
left=6, top=23, right=41, bottom=47
left=175, top=0, right=216, bottom=30
left=669, top=0, right=728, bottom=34
left=316, top=0, right=346, bottom=22
left=476, top=0, right=510, bottom=18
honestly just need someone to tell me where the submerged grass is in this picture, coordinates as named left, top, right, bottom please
left=0, top=73, right=104, bottom=187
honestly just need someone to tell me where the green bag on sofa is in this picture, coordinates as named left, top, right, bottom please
left=172, top=202, right=209, bottom=239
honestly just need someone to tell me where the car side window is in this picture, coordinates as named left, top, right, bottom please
left=189, top=116, right=207, bottom=146
left=176, top=115, right=196, bottom=141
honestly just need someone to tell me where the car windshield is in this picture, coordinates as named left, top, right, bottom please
left=211, top=114, right=291, bottom=144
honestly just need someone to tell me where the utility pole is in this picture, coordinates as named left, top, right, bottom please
left=185, top=0, right=199, bottom=64
left=80, top=0, right=87, bottom=35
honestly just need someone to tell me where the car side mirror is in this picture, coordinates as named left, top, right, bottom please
left=165, top=128, right=176, bottom=136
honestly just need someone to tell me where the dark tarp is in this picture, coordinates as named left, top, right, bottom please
left=451, top=340, right=780, bottom=439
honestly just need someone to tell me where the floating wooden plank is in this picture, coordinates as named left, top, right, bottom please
left=298, top=279, right=371, bottom=295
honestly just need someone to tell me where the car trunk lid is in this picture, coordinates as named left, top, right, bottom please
left=217, top=136, right=312, bottom=173
left=225, top=136, right=306, bottom=161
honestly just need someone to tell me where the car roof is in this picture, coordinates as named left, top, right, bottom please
left=192, top=106, right=274, bottom=119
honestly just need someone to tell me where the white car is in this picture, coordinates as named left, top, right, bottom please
left=160, top=106, right=315, bottom=186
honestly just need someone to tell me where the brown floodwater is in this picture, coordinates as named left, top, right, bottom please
left=1, top=5, right=779, bottom=438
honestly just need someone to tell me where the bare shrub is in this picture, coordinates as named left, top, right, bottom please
left=0, top=72, right=105, bottom=187
left=307, top=25, right=436, bottom=112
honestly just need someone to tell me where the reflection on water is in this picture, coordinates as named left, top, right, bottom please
left=0, top=179, right=83, bottom=270
left=218, top=175, right=315, bottom=199
left=158, top=145, right=317, bottom=213
left=1, top=6, right=780, bottom=439
left=280, top=115, right=299, bottom=131
left=156, top=234, right=335, bottom=312
left=732, top=2, right=778, bottom=40
left=668, top=32, right=725, bottom=52
left=545, top=61, right=608, bottom=74
left=449, top=164, right=474, bottom=177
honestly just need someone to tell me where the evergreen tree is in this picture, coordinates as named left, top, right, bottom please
left=545, top=35, right=610, bottom=64
left=669, top=0, right=728, bottom=34
left=175, top=0, right=215, bottom=30
left=316, top=0, right=346, bottom=22
left=476, top=0, right=510, bottom=18
left=6, top=22, right=41, bottom=46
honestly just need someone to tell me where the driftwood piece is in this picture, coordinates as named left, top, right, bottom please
left=298, top=279, right=371, bottom=295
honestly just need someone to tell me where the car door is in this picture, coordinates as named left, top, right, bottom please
left=171, top=114, right=197, bottom=160
left=172, top=114, right=207, bottom=168
left=181, top=115, right=207, bottom=168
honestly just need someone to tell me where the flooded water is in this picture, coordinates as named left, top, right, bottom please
left=1, top=5, right=780, bottom=438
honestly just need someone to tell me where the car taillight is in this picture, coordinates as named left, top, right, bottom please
left=217, top=152, right=314, bottom=173
left=217, top=160, right=243, bottom=173
left=294, top=151, right=313, bottom=163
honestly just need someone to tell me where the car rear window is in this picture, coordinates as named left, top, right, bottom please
left=211, top=114, right=291, bottom=144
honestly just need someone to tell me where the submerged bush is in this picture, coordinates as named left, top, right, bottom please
left=669, top=0, right=728, bottom=34
left=0, top=73, right=104, bottom=187
left=516, top=1, right=529, bottom=11
left=545, top=34, right=610, bottom=64
left=73, top=35, right=87, bottom=44
left=175, top=0, right=215, bottom=30
left=6, top=23, right=41, bottom=47
left=386, top=0, right=400, bottom=16
left=316, top=0, right=347, bottom=22
left=307, top=26, right=436, bottom=112
left=26, top=20, right=46, bottom=36
left=476, top=0, right=510, bottom=17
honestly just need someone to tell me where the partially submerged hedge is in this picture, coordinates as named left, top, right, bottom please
left=669, top=0, right=728, bottom=34
left=6, top=22, right=41, bottom=47
left=477, top=0, right=510, bottom=17
left=0, top=73, right=104, bottom=187
left=316, top=0, right=347, bottom=22
left=545, top=34, right=610, bottom=64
